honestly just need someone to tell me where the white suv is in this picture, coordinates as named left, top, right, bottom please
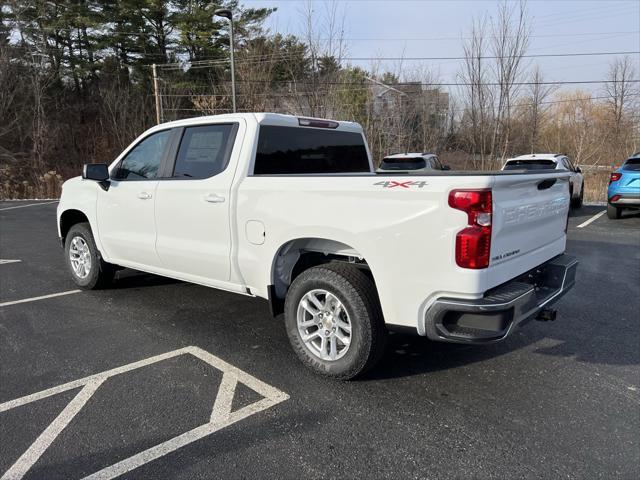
left=503, top=154, right=584, bottom=208
left=378, top=153, right=450, bottom=172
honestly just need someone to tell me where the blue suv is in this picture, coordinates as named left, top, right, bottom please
left=607, top=153, right=640, bottom=219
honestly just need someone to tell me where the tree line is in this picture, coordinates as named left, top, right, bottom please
left=1, top=1, right=638, bottom=200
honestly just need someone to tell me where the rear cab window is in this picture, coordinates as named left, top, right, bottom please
left=253, top=125, right=371, bottom=174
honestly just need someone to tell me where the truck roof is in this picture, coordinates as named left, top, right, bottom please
left=148, top=112, right=364, bottom=134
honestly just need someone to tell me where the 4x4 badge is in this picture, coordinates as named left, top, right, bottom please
left=374, top=180, right=428, bottom=189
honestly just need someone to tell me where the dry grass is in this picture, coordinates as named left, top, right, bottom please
left=583, top=170, right=611, bottom=203
left=0, top=166, right=64, bottom=200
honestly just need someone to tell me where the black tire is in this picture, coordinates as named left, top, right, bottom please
left=607, top=204, right=622, bottom=220
left=64, top=222, right=115, bottom=289
left=284, top=262, right=387, bottom=380
left=571, top=185, right=584, bottom=209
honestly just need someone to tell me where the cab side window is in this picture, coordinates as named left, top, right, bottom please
left=172, top=124, right=236, bottom=179
left=113, top=130, right=172, bottom=180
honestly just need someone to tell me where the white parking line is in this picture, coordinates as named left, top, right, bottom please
left=0, top=201, right=59, bottom=211
left=0, top=259, right=22, bottom=265
left=0, top=346, right=289, bottom=480
left=2, top=379, right=104, bottom=480
left=0, top=290, right=81, bottom=308
left=576, top=209, right=606, bottom=228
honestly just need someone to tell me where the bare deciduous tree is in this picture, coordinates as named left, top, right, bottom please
left=460, top=15, right=490, bottom=168
left=604, top=55, right=638, bottom=141
left=460, top=0, right=530, bottom=168
left=526, top=65, right=556, bottom=152
left=488, top=0, right=530, bottom=165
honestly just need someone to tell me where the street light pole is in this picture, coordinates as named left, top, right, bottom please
left=214, top=8, right=236, bottom=113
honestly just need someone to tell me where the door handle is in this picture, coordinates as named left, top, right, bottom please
left=204, top=193, right=225, bottom=203
left=137, top=191, right=152, bottom=200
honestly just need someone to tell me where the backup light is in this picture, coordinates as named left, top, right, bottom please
left=609, top=172, right=622, bottom=184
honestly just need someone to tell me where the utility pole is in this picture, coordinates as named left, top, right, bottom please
left=228, top=17, right=236, bottom=113
left=152, top=63, right=162, bottom=124
left=214, top=9, right=236, bottom=113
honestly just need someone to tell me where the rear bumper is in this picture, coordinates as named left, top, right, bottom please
left=609, top=192, right=640, bottom=207
left=422, top=254, right=578, bottom=344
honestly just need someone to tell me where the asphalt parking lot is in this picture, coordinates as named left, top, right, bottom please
left=1, top=201, right=639, bottom=479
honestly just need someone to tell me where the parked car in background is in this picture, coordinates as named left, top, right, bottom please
left=607, top=153, right=640, bottom=219
left=502, top=154, right=584, bottom=208
left=378, top=153, right=450, bottom=172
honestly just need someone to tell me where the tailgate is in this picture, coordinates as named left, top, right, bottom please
left=488, top=172, right=571, bottom=287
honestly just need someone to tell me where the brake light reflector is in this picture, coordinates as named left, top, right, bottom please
left=448, top=189, right=492, bottom=269
left=609, top=172, right=622, bottom=184
left=610, top=195, right=621, bottom=202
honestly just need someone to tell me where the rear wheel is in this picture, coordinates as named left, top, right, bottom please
left=571, top=185, right=584, bottom=209
left=607, top=204, right=622, bottom=219
left=284, top=262, right=386, bottom=380
left=64, top=223, right=115, bottom=289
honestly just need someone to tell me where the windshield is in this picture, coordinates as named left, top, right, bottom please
left=503, top=159, right=556, bottom=170
left=623, top=158, right=640, bottom=171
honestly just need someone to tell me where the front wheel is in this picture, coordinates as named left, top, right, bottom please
left=64, top=222, right=115, bottom=289
left=607, top=204, right=622, bottom=220
left=284, top=262, right=387, bottom=380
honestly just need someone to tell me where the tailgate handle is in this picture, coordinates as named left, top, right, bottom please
left=537, top=179, right=557, bottom=190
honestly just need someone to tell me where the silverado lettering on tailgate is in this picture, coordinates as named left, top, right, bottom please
left=503, top=198, right=567, bottom=225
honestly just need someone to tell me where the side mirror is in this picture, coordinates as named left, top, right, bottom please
left=82, top=163, right=110, bottom=190
left=442, top=165, right=451, bottom=171
left=575, top=166, right=582, bottom=173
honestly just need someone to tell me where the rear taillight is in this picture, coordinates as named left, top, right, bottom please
left=448, top=189, right=492, bottom=269
left=609, top=172, right=622, bottom=184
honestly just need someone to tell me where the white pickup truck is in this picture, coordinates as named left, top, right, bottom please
left=57, top=113, right=578, bottom=379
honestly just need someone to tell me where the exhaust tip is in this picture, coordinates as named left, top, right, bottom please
left=536, top=308, right=557, bottom=322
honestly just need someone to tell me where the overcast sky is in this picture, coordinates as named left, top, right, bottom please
left=246, top=0, right=640, bottom=94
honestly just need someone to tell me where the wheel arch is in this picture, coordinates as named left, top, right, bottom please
left=59, top=209, right=90, bottom=245
left=267, top=236, right=377, bottom=317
